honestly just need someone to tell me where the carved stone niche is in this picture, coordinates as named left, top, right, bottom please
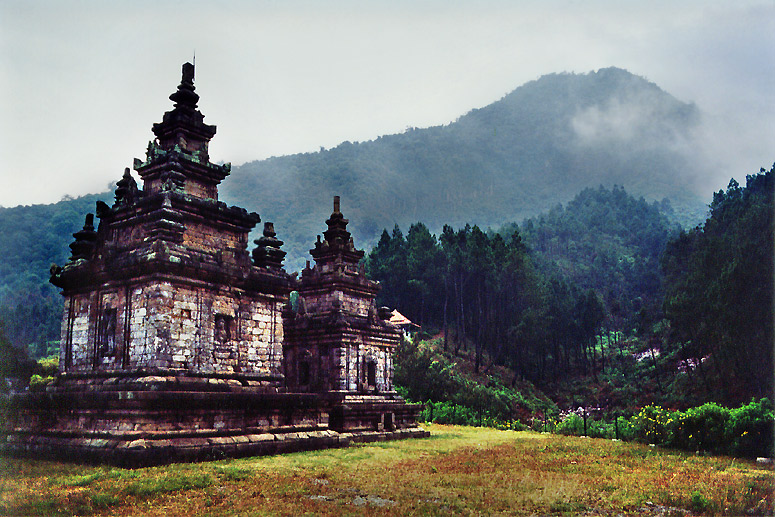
left=98, top=307, right=117, bottom=357
left=213, top=313, right=237, bottom=371
left=214, top=313, right=232, bottom=344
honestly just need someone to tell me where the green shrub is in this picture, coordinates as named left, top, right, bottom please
left=556, top=414, right=584, bottom=436
left=624, top=399, right=774, bottom=457
left=28, top=374, right=54, bottom=391
left=586, top=419, right=615, bottom=439
left=672, top=402, right=729, bottom=453
left=727, top=398, right=774, bottom=458
left=495, top=420, right=527, bottom=431
left=613, top=416, right=638, bottom=441
left=422, top=401, right=478, bottom=426
left=35, top=355, right=59, bottom=376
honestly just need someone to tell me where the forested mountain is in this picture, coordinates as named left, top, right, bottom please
left=367, top=166, right=773, bottom=407
left=514, top=186, right=681, bottom=332
left=366, top=185, right=680, bottom=382
left=0, top=67, right=712, bottom=353
left=221, top=67, right=708, bottom=271
left=0, top=193, right=110, bottom=354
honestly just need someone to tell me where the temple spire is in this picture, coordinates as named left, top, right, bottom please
left=135, top=62, right=228, bottom=200
left=310, top=196, right=364, bottom=267
left=252, top=222, right=287, bottom=269
left=169, top=62, right=199, bottom=110
left=150, top=61, right=214, bottom=150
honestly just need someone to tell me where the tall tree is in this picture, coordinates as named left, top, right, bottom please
left=662, top=166, right=774, bottom=403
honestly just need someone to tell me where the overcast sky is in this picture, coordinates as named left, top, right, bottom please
left=1, top=0, right=773, bottom=207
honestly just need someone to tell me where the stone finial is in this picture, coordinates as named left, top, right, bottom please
left=142, top=62, right=223, bottom=197
left=309, top=195, right=365, bottom=267
left=182, top=62, right=194, bottom=85
left=115, top=167, right=139, bottom=205
left=95, top=200, right=111, bottom=219
left=252, top=221, right=286, bottom=268
left=69, top=214, right=97, bottom=261
left=169, top=62, right=199, bottom=110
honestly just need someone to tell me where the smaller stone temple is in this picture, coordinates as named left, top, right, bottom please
left=1, top=63, right=426, bottom=466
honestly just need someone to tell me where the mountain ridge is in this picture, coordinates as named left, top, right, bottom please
left=0, top=68, right=710, bottom=277
left=219, top=67, right=707, bottom=270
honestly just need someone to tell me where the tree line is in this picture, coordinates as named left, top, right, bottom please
left=367, top=220, right=607, bottom=382
left=367, top=170, right=773, bottom=406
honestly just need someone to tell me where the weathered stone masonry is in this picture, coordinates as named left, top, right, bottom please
left=1, top=63, right=426, bottom=466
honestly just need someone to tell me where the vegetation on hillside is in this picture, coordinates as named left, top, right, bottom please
left=0, top=193, right=109, bottom=354
left=220, top=67, right=707, bottom=270
left=661, top=167, right=774, bottom=403
left=516, top=184, right=680, bottom=333
left=394, top=337, right=556, bottom=428
left=370, top=166, right=773, bottom=424
left=368, top=185, right=679, bottom=384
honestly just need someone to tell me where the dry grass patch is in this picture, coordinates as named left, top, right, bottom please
left=1, top=425, right=771, bottom=516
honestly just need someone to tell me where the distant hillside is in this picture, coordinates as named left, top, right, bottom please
left=0, top=193, right=111, bottom=350
left=221, top=67, right=708, bottom=270
left=515, top=185, right=681, bottom=330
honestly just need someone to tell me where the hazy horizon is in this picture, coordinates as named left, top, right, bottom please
left=1, top=0, right=773, bottom=208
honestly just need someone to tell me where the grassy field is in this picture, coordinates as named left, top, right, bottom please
left=1, top=424, right=772, bottom=516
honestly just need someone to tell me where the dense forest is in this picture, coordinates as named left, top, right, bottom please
left=368, top=167, right=773, bottom=409
left=367, top=185, right=678, bottom=384
left=660, top=169, right=773, bottom=403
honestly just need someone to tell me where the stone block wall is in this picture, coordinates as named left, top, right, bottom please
left=285, top=336, right=395, bottom=394
left=339, top=340, right=394, bottom=393
left=60, top=281, right=286, bottom=377
left=60, top=295, right=93, bottom=371
left=183, top=180, right=217, bottom=201
left=111, top=224, right=144, bottom=248
left=181, top=220, right=246, bottom=262
left=302, top=290, right=373, bottom=317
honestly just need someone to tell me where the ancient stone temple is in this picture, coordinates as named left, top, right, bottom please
left=285, top=196, right=422, bottom=432
left=1, top=63, right=426, bottom=466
